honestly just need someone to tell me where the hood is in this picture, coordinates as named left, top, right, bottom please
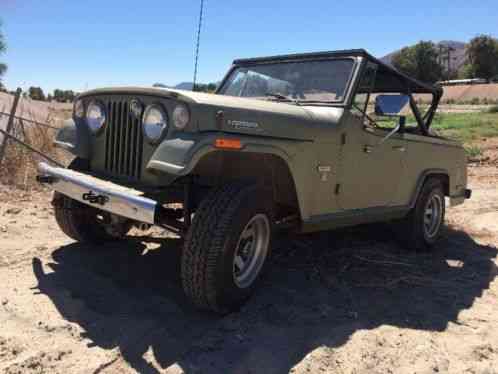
left=79, top=86, right=345, bottom=141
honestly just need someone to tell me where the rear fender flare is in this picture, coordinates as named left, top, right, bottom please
left=409, top=169, right=449, bottom=208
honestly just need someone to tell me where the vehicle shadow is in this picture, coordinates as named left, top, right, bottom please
left=32, top=224, right=497, bottom=373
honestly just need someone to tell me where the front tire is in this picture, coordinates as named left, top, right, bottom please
left=397, top=178, right=446, bottom=251
left=181, top=182, right=273, bottom=313
left=52, top=157, right=131, bottom=243
left=53, top=192, right=131, bottom=243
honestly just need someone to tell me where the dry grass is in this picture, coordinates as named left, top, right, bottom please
left=0, top=108, right=71, bottom=188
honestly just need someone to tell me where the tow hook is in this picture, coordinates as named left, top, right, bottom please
left=36, top=175, right=57, bottom=184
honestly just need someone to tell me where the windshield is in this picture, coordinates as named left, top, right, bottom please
left=218, top=58, right=355, bottom=103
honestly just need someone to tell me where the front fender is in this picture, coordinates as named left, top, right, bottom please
left=147, top=132, right=301, bottom=175
left=147, top=133, right=314, bottom=220
left=54, top=119, right=91, bottom=159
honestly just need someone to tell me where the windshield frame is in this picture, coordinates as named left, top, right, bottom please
left=216, top=57, right=360, bottom=106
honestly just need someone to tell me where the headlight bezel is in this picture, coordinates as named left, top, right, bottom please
left=172, top=103, right=190, bottom=130
left=142, top=103, right=169, bottom=144
left=86, top=100, right=107, bottom=135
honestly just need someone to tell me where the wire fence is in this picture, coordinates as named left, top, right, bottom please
left=0, top=89, right=66, bottom=185
left=0, top=111, right=59, bottom=130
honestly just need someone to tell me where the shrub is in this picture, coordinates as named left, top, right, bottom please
left=465, top=145, right=483, bottom=159
left=488, top=105, right=498, bottom=113
left=470, top=97, right=480, bottom=105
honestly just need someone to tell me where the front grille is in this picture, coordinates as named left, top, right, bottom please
left=104, top=100, right=143, bottom=179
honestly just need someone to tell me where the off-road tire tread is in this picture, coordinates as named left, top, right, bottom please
left=181, top=182, right=260, bottom=313
left=53, top=192, right=110, bottom=243
left=398, top=178, right=445, bottom=251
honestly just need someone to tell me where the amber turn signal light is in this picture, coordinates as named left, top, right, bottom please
left=214, top=138, right=242, bottom=150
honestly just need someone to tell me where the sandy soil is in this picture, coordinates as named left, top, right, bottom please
left=0, top=161, right=497, bottom=373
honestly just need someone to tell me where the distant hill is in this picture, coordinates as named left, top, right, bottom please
left=154, top=82, right=221, bottom=91
left=174, top=82, right=194, bottom=90
left=152, top=82, right=194, bottom=90
left=152, top=82, right=206, bottom=91
left=381, top=40, right=467, bottom=72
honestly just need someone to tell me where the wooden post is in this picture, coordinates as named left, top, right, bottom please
left=0, top=88, right=22, bottom=167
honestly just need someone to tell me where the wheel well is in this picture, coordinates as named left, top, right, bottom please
left=409, top=172, right=450, bottom=210
left=191, top=151, right=300, bottom=220
left=426, top=173, right=450, bottom=196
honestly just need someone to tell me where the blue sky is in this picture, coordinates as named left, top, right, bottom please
left=1, top=0, right=497, bottom=93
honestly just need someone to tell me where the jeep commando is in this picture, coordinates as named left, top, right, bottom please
left=38, top=49, right=471, bottom=313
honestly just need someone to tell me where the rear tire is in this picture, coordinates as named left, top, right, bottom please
left=181, top=182, right=273, bottom=313
left=397, top=178, right=446, bottom=251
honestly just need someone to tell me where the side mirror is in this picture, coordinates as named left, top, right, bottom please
left=374, top=94, right=410, bottom=116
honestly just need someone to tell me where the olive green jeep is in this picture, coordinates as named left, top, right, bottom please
left=38, top=49, right=471, bottom=313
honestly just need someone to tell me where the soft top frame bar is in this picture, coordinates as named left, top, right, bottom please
left=231, top=49, right=443, bottom=132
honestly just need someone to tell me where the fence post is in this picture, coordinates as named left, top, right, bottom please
left=0, top=88, right=22, bottom=167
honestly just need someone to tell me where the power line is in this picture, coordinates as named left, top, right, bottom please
left=192, top=0, right=205, bottom=92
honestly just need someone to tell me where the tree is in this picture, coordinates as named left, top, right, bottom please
left=392, top=41, right=443, bottom=83
left=153, top=83, right=168, bottom=88
left=53, top=89, right=64, bottom=102
left=28, top=86, right=46, bottom=101
left=193, top=82, right=218, bottom=93
left=51, top=89, right=76, bottom=102
left=63, top=90, right=76, bottom=102
left=462, top=35, right=498, bottom=80
left=0, top=21, right=7, bottom=85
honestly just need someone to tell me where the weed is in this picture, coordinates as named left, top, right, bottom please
left=464, top=145, right=483, bottom=159
left=488, top=105, right=498, bottom=113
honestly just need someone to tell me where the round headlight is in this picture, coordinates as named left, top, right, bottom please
left=172, top=103, right=190, bottom=130
left=74, top=99, right=84, bottom=118
left=143, top=104, right=168, bottom=142
left=86, top=101, right=106, bottom=134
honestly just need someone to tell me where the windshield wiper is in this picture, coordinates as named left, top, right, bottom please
left=265, top=93, right=300, bottom=105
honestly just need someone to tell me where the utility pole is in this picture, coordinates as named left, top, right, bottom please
left=447, top=46, right=455, bottom=79
left=193, top=0, right=205, bottom=92
left=438, top=44, right=455, bottom=80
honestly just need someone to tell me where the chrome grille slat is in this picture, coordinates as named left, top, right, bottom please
left=102, top=98, right=143, bottom=180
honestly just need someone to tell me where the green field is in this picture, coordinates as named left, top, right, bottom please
left=376, top=111, right=498, bottom=143
left=374, top=110, right=498, bottom=158
left=431, top=111, right=498, bottom=143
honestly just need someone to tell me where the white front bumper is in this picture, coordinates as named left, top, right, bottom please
left=37, top=162, right=157, bottom=224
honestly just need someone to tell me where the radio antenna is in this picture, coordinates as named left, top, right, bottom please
left=192, top=0, right=205, bottom=91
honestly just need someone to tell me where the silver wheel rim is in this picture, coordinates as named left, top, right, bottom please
left=423, top=194, right=443, bottom=238
left=233, top=214, right=270, bottom=289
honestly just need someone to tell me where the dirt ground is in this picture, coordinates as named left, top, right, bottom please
left=0, top=159, right=497, bottom=373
